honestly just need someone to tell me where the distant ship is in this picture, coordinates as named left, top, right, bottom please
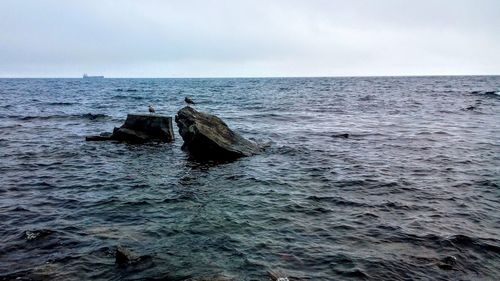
left=83, top=74, right=104, bottom=79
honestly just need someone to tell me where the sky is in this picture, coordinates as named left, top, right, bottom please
left=0, top=0, right=499, bottom=78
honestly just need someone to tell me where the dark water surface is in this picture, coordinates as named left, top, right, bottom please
left=0, top=77, right=499, bottom=280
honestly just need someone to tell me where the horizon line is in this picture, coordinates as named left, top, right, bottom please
left=1, top=74, right=500, bottom=79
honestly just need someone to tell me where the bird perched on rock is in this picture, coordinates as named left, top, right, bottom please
left=184, top=97, right=195, bottom=105
left=148, top=105, right=155, bottom=114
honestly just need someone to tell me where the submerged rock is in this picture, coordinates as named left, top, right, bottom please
left=268, top=270, right=299, bottom=281
left=114, top=245, right=153, bottom=267
left=85, top=132, right=113, bottom=141
left=24, top=229, right=54, bottom=241
left=86, top=114, right=174, bottom=143
left=82, top=113, right=108, bottom=120
left=115, top=245, right=136, bottom=265
left=437, top=255, right=458, bottom=270
left=185, top=274, right=234, bottom=281
left=175, top=106, right=261, bottom=159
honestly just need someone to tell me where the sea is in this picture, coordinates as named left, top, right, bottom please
left=0, top=76, right=499, bottom=280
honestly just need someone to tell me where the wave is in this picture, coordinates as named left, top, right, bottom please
left=415, top=131, right=453, bottom=136
left=328, top=132, right=387, bottom=139
left=470, top=90, right=499, bottom=98
left=374, top=230, right=500, bottom=255
left=115, top=88, right=138, bottom=92
left=14, top=113, right=111, bottom=121
left=358, top=94, right=376, bottom=101
left=306, top=195, right=368, bottom=207
left=80, top=113, right=109, bottom=120
left=0, top=124, right=22, bottom=129
left=44, top=102, right=76, bottom=106
left=112, top=95, right=146, bottom=100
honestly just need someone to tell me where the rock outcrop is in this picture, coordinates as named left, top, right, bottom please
left=86, top=114, right=174, bottom=143
left=175, top=106, right=261, bottom=159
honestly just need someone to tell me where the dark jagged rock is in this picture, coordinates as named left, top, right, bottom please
left=175, top=106, right=261, bottom=159
left=86, top=114, right=174, bottom=143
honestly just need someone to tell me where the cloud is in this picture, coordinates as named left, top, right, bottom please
left=0, top=0, right=499, bottom=77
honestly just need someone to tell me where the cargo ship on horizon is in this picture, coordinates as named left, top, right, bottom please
left=83, top=74, right=104, bottom=79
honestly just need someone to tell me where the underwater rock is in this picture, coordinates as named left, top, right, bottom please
left=82, top=113, right=107, bottom=120
left=24, top=229, right=54, bottom=241
left=175, top=106, right=261, bottom=159
left=85, top=132, right=113, bottom=141
left=268, top=270, right=300, bottom=281
left=115, top=246, right=137, bottom=265
left=437, top=255, right=457, bottom=270
left=115, top=245, right=153, bottom=267
left=86, top=114, right=174, bottom=143
left=185, top=274, right=234, bottom=281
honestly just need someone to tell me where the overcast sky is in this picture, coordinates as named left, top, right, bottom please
left=0, top=0, right=499, bottom=77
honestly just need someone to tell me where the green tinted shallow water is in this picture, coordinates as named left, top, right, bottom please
left=0, top=77, right=499, bottom=280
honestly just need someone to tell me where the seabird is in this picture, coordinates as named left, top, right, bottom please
left=184, top=97, right=195, bottom=105
left=148, top=105, right=155, bottom=114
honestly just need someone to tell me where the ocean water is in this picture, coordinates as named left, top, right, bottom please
left=0, top=76, right=499, bottom=280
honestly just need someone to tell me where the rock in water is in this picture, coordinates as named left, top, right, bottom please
left=115, top=246, right=136, bottom=265
left=86, top=114, right=174, bottom=143
left=437, top=255, right=458, bottom=270
left=185, top=275, right=234, bottom=281
left=85, top=132, right=113, bottom=141
left=185, top=96, right=195, bottom=105
left=114, top=114, right=174, bottom=142
left=115, top=245, right=152, bottom=267
left=332, top=133, right=349, bottom=138
left=24, top=229, right=54, bottom=241
left=175, top=106, right=261, bottom=159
